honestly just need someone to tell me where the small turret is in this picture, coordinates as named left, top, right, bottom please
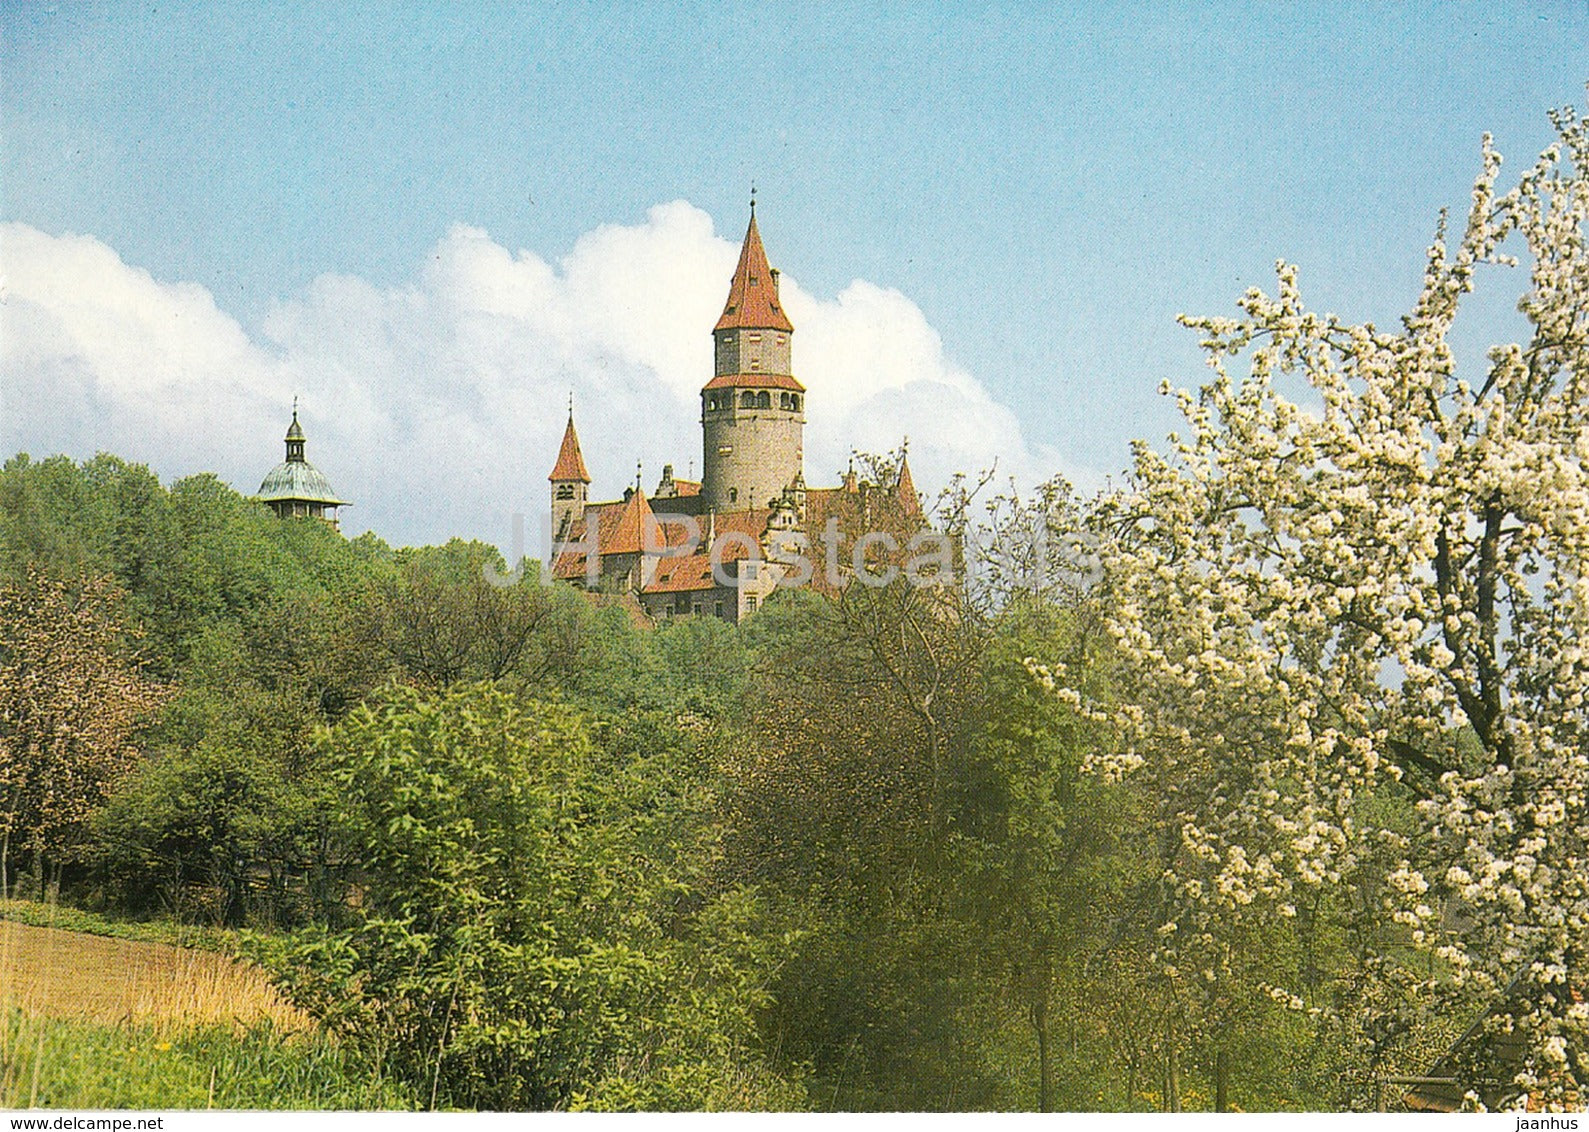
left=896, top=444, right=921, bottom=519
left=258, top=402, right=347, bottom=529
left=549, top=407, right=592, bottom=539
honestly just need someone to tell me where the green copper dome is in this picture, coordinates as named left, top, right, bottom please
left=258, top=459, right=347, bottom=506
left=258, top=407, right=347, bottom=509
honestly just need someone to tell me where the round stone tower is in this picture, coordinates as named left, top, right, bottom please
left=701, top=202, right=805, bottom=513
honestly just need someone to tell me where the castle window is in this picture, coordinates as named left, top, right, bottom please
left=780, top=392, right=791, bottom=410
left=741, top=391, right=756, bottom=408
left=791, top=394, right=801, bottom=411
left=729, top=488, right=738, bottom=503
left=748, top=334, right=761, bottom=343
left=556, top=484, right=575, bottom=500
left=756, top=391, right=771, bottom=409
left=746, top=595, right=758, bottom=612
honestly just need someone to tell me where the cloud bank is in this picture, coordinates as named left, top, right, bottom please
left=2, top=204, right=1058, bottom=547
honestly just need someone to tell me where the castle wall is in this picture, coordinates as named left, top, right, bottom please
left=714, top=328, right=793, bottom=377
left=701, top=401, right=804, bottom=511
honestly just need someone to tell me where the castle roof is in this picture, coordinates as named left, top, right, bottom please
left=896, top=452, right=922, bottom=518
left=606, top=488, right=655, bottom=556
left=549, top=414, right=592, bottom=483
left=550, top=477, right=925, bottom=600
left=702, top=371, right=806, bottom=392
left=258, top=459, right=347, bottom=506
left=714, top=210, right=794, bottom=334
left=258, top=409, right=346, bottom=506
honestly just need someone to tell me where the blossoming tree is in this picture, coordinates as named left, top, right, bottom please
left=1059, top=99, right=1589, bottom=1107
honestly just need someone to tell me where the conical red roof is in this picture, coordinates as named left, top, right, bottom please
left=715, top=211, right=794, bottom=333
left=549, top=415, right=591, bottom=483
left=606, top=488, right=655, bottom=555
left=897, top=452, right=922, bottom=518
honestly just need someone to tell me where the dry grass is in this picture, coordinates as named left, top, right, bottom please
left=0, top=919, right=308, bottom=1031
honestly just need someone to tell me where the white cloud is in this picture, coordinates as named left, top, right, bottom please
left=1, top=206, right=1058, bottom=548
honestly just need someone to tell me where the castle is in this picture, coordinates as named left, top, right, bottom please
left=548, top=203, right=921, bottom=623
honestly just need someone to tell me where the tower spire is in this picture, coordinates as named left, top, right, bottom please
left=549, top=406, right=591, bottom=541
left=285, top=400, right=306, bottom=462
left=549, top=410, right=592, bottom=484
left=714, top=202, right=793, bottom=333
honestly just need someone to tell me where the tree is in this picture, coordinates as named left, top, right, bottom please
left=368, top=540, right=583, bottom=688
left=956, top=596, right=1142, bottom=1110
left=93, top=655, right=335, bottom=927
left=261, top=683, right=802, bottom=1110
left=1076, top=101, right=1589, bottom=1108
left=728, top=564, right=1004, bottom=1108
left=0, top=570, right=168, bottom=895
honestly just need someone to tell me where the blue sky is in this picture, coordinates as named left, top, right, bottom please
left=3, top=2, right=1586, bottom=544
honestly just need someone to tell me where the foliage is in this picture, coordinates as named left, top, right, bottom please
left=367, top=539, right=586, bottom=688
left=258, top=683, right=803, bottom=1110
left=1073, top=100, right=1589, bottom=1108
left=0, top=570, right=169, bottom=889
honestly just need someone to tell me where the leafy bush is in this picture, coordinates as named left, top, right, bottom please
left=256, top=683, right=803, bottom=1110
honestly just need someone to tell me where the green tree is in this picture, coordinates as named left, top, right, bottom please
left=955, top=596, right=1139, bottom=1109
left=262, top=683, right=801, bottom=1110
left=367, top=540, right=584, bottom=688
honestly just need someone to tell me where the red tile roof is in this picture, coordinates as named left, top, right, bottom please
left=896, top=454, right=922, bottom=518
left=644, top=553, right=720, bottom=594
left=548, top=415, right=591, bottom=483
left=702, top=372, right=806, bottom=392
left=553, top=480, right=926, bottom=598
left=606, top=489, right=655, bottom=555
left=708, top=509, right=772, bottom=560
left=714, top=212, right=794, bottom=333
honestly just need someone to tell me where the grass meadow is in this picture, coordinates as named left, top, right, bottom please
left=0, top=902, right=414, bottom=1110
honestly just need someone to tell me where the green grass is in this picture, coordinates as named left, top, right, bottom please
left=1, top=1010, right=417, bottom=1110
left=0, top=899, right=236, bottom=954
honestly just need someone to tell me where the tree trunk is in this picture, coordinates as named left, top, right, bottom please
left=1, top=828, right=9, bottom=900
left=1165, top=1015, right=1182, bottom=1112
left=1033, top=995, right=1053, bottom=1112
left=1215, top=1044, right=1230, bottom=1112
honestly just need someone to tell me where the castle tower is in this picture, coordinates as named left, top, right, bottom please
left=701, top=202, right=805, bottom=512
left=549, top=409, right=591, bottom=539
left=257, top=404, right=348, bottom=529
